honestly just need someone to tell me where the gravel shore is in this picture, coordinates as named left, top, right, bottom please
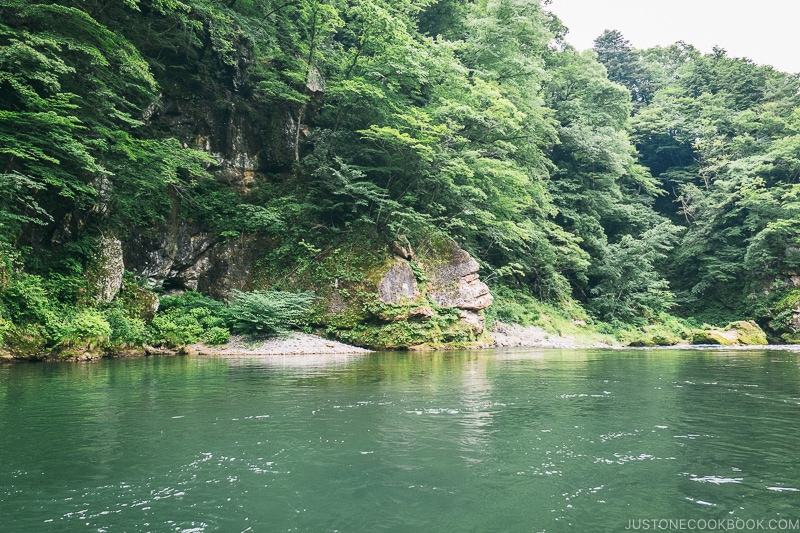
left=188, top=332, right=373, bottom=356
left=189, top=323, right=611, bottom=356
left=485, top=323, right=613, bottom=349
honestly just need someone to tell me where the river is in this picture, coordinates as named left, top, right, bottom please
left=1, top=348, right=800, bottom=532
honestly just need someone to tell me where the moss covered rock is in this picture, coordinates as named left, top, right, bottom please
left=726, top=320, right=768, bottom=345
left=627, top=333, right=685, bottom=347
left=90, top=234, right=125, bottom=303
left=292, top=234, right=493, bottom=349
left=691, top=320, right=768, bottom=346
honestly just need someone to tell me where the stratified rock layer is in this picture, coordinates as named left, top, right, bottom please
left=368, top=237, right=492, bottom=338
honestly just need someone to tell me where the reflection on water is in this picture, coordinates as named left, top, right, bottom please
left=223, top=352, right=369, bottom=369
left=1, top=349, right=800, bottom=532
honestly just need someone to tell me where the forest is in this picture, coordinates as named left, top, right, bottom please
left=2, top=0, right=800, bottom=357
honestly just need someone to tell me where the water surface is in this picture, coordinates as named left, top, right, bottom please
left=2, top=348, right=800, bottom=532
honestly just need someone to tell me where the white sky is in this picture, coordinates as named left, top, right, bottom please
left=546, top=0, right=800, bottom=73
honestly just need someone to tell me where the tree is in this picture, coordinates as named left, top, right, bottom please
left=0, top=0, right=215, bottom=243
left=589, top=223, right=681, bottom=324
left=593, top=29, right=654, bottom=105
left=631, top=39, right=800, bottom=321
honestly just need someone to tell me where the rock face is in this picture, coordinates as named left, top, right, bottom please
left=93, top=234, right=125, bottom=303
left=425, top=240, right=493, bottom=333
left=118, top=79, right=294, bottom=298
left=123, top=92, right=272, bottom=299
left=378, top=261, right=419, bottom=304
left=124, top=216, right=214, bottom=292
left=352, top=237, right=493, bottom=341
left=148, top=83, right=296, bottom=180
left=123, top=215, right=261, bottom=299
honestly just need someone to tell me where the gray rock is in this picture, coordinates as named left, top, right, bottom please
left=327, top=291, right=348, bottom=314
left=428, top=243, right=480, bottom=285
left=124, top=213, right=261, bottom=299
left=94, top=234, right=124, bottom=303
left=378, top=261, right=419, bottom=304
left=426, top=242, right=492, bottom=311
left=408, top=306, right=435, bottom=320
left=125, top=216, right=215, bottom=290
left=429, top=277, right=493, bottom=311
left=791, top=310, right=800, bottom=331
left=391, top=235, right=418, bottom=261
left=306, top=65, right=325, bottom=94
left=459, top=310, right=485, bottom=335
left=195, top=236, right=261, bottom=298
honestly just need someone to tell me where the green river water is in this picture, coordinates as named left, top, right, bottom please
left=1, top=348, right=800, bottom=532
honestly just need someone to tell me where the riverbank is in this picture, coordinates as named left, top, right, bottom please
left=188, top=332, right=374, bottom=356
left=6, top=321, right=794, bottom=363
left=482, top=323, right=616, bottom=349
left=188, top=323, right=614, bottom=356
left=0, top=333, right=374, bottom=362
left=0, top=323, right=613, bottom=363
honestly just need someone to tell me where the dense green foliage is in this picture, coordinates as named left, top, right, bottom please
left=226, top=289, right=315, bottom=336
left=1, top=0, right=799, bottom=354
left=599, top=33, right=800, bottom=326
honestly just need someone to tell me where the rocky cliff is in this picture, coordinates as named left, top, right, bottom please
left=89, top=73, right=493, bottom=348
left=72, top=22, right=492, bottom=347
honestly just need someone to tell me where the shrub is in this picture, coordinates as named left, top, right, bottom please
left=149, top=309, right=204, bottom=347
left=226, top=290, right=315, bottom=337
left=147, top=291, right=233, bottom=347
left=0, top=316, right=11, bottom=347
left=621, top=314, right=692, bottom=346
left=203, top=326, right=230, bottom=345
left=148, top=293, right=231, bottom=347
left=188, top=306, right=226, bottom=329
left=159, top=291, right=226, bottom=316
left=104, top=307, right=149, bottom=347
left=1, top=273, right=52, bottom=324
left=59, top=309, right=112, bottom=348
left=487, top=286, right=541, bottom=326
left=4, top=323, right=47, bottom=357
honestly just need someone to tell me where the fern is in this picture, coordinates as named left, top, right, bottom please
left=226, top=290, right=315, bottom=337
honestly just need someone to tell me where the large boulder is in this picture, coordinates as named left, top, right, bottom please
left=691, top=321, right=768, bottom=346
left=427, top=242, right=493, bottom=311
left=316, top=236, right=493, bottom=348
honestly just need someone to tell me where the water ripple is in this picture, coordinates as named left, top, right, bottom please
left=690, top=475, right=744, bottom=485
